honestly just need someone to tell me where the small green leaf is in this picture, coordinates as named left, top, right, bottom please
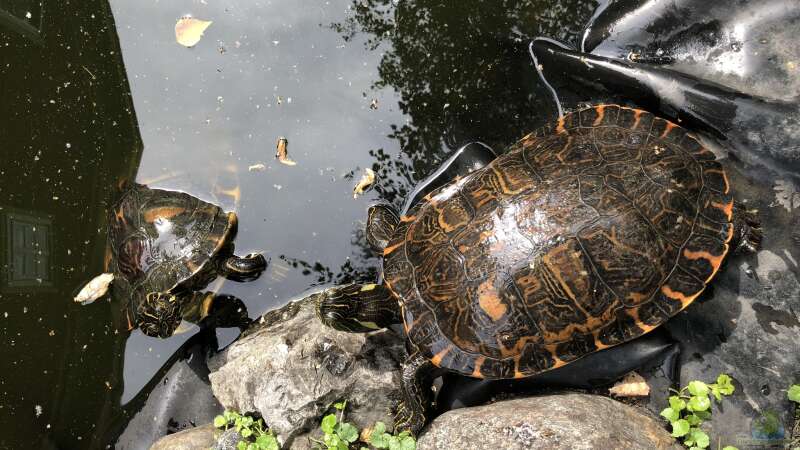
left=337, top=422, right=359, bottom=443
left=690, top=429, right=709, bottom=448
left=721, top=447, right=739, bottom=450
left=687, top=381, right=709, bottom=397
left=688, top=395, right=711, bottom=412
left=333, top=401, right=346, bottom=411
left=399, top=435, right=416, bottom=450
left=321, top=414, right=337, bottom=435
left=671, top=419, right=690, bottom=437
left=716, top=374, right=735, bottom=395
left=660, top=407, right=679, bottom=422
left=214, top=415, right=227, bottom=428
left=237, top=442, right=247, bottom=450
left=693, top=410, right=711, bottom=420
left=373, top=422, right=387, bottom=435
left=246, top=444, right=257, bottom=450
left=685, top=414, right=702, bottom=426
left=788, top=384, right=800, bottom=403
left=668, top=396, right=686, bottom=412
left=241, top=428, right=253, bottom=438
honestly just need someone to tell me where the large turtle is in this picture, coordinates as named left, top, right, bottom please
left=107, top=183, right=267, bottom=338
left=316, top=104, right=761, bottom=434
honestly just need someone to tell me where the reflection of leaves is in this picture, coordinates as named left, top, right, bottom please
left=279, top=254, right=378, bottom=286
left=332, top=0, right=596, bottom=207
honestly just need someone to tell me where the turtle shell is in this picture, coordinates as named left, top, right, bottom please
left=106, top=184, right=237, bottom=308
left=382, top=105, right=734, bottom=379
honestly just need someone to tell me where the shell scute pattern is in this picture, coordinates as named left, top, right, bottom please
left=384, top=105, right=736, bottom=379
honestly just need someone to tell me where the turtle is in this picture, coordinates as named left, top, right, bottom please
left=316, top=104, right=762, bottom=434
left=106, top=183, right=267, bottom=338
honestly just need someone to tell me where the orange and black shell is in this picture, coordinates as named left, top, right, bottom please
left=106, top=184, right=237, bottom=310
left=382, top=105, right=734, bottom=380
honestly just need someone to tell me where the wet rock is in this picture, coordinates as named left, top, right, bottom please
left=207, top=293, right=405, bottom=447
left=149, top=424, right=216, bottom=450
left=417, top=394, right=682, bottom=450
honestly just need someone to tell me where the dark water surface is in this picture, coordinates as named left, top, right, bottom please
left=0, top=0, right=596, bottom=447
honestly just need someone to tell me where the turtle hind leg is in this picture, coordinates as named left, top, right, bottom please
left=394, top=351, right=436, bottom=436
left=219, top=252, right=268, bottom=281
left=366, top=204, right=400, bottom=254
left=315, top=283, right=401, bottom=332
left=731, top=203, right=762, bottom=254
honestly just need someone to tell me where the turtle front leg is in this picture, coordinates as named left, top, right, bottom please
left=315, top=283, right=401, bottom=332
left=394, top=351, right=435, bottom=436
left=366, top=204, right=400, bottom=254
left=218, top=252, right=268, bottom=281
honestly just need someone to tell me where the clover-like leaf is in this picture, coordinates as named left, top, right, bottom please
left=671, top=419, right=690, bottom=437
left=241, top=428, right=253, bottom=438
left=321, top=414, right=337, bottom=435
left=668, top=396, right=686, bottom=412
left=660, top=407, right=679, bottom=422
left=398, top=435, right=416, bottom=450
left=214, top=415, right=227, bottom=428
left=788, top=384, right=800, bottom=403
left=337, top=422, right=359, bottom=443
left=688, top=395, right=711, bottom=412
left=685, top=414, right=702, bottom=426
left=687, top=381, right=709, bottom=397
left=716, top=374, right=735, bottom=395
left=237, top=441, right=247, bottom=450
left=255, top=434, right=279, bottom=450
left=689, top=429, right=710, bottom=448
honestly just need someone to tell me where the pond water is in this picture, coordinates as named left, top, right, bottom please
left=0, top=0, right=598, bottom=447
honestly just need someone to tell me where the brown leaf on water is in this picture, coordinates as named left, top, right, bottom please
left=175, top=17, right=212, bottom=47
left=609, top=371, right=650, bottom=397
left=353, top=168, right=376, bottom=198
left=275, top=137, right=297, bottom=166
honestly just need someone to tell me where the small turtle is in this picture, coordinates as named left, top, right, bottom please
left=107, top=183, right=267, bottom=338
left=316, top=105, right=761, bottom=434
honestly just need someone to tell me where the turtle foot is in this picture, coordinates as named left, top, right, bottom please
left=220, top=253, right=268, bottom=281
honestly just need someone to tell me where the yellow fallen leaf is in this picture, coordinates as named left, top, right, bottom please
left=609, top=371, right=650, bottom=397
left=353, top=168, right=376, bottom=198
left=275, top=137, right=297, bottom=166
left=175, top=17, right=212, bottom=48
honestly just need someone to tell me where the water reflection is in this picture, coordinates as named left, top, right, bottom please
left=0, top=0, right=141, bottom=447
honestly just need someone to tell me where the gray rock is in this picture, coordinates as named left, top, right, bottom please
left=208, top=293, right=405, bottom=447
left=417, top=394, right=682, bottom=450
left=213, top=428, right=242, bottom=450
left=149, top=424, right=216, bottom=450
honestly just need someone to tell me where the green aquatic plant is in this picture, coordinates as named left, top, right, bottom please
left=660, top=374, right=738, bottom=450
left=312, top=400, right=416, bottom=450
left=788, top=384, right=800, bottom=404
left=213, top=410, right=279, bottom=450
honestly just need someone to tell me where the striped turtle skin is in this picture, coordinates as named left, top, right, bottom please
left=382, top=105, right=735, bottom=379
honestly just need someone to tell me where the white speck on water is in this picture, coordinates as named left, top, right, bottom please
left=35, top=405, right=42, bottom=417
left=25, top=11, right=32, bottom=19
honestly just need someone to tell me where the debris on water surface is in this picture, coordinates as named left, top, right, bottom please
left=608, top=371, right=650, bottom=397
left=74, top=273, right=114, bottom=305
left=248, top=163, right=267, bottom=172
left=353, top=168, right=376, bottom=198
left=175, top=17, right=212, bottom=48
left=275, top=137, right=297, bottom=166
left=369, top=98, right=379, bottom=109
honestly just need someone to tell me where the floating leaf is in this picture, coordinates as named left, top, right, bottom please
left=74, top=273, right=114, bottom=304
left=609, top=371, right=650, bottom=397
left=353, top=168, right=376, bottom=198
left=175, top=17, right=212, bottom=47
left=248, top=163, right=266, bottom=172
left=275, top=137, right=297, bottom=166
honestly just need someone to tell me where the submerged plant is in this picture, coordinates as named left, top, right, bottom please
left=213, top=410, right=279, bottom=450
left=660, top=374, right=738, bottom=450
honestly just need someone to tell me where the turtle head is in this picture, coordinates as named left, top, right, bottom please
left=137, top=292, right=183, bottom=338
left=314, top=284, right=396, bottom=333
